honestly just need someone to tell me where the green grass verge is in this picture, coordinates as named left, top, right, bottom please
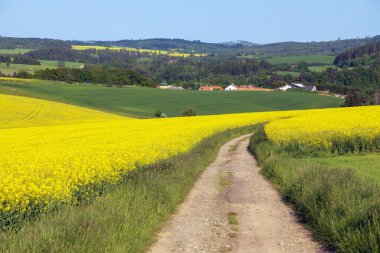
left=249, top=127, right=380, bottom=251
left=0, top=125, right=258, bottom=253
left=303, top=154, right=380, bottom=184
left=0, top=79, right=343, bottom=118
left=267, top=55, right=335, bottom=65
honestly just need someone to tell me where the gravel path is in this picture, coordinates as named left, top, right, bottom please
left=149, top=135, right=326, bottom=253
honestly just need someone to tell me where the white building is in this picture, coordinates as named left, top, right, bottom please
left=305, top=85, right=318, bottom=92
left=291, top=83, right=305, bottom=88
left=225, top=84, right=238, bottom=91
left=279, top=83, right=317, bottom=92
left=279, top=84, right=293, bottom=91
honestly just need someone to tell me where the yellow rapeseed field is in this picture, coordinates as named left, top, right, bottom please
left=0, top=94, right=125, bottom=129
left=0, top=95, right=293, bottom=215
left=0, top=77, right=37, bottom=83
left=71, top=45, right=206, bottom=57
left=265, top=106, right=380, bottom=152
left=1, top=94, right=380, bottom=221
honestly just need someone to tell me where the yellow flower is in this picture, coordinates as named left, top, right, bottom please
left=1, top=93, right=380, bottom=217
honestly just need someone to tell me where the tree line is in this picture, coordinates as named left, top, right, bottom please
left=334, top=42, right=380, bottom=67
left=10, top=49, right=380, bottom=95
left=19, top=66, right=154, bottom=87
left=0, top=55, right=40, bottom=65
left=22, top=49, right=275, bottom=85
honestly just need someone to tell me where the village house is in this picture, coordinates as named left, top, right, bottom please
left=225, top=84, right=239, bottom=91
left=237, top=85, right=272, bottom=91
left=225, top=83, right=272, bottom=91
left=156, top=81, right=184, bottom=90
left=199, top=85, right=223, bottom=91
left=156, top=84, right=173, bottom=89
left=279, top=83, right=317, bottom=92
left=156, top=81, right=169, bottom=89
left=168, top=86, right=185, bottom=90
left=304, top=85, right=317, bottom=92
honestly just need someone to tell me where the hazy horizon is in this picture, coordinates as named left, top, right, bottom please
left=2, top=34, right=380, bottom=45
left=0, top=0, right=379, bottom=44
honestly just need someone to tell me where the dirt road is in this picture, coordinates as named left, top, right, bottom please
left=149, top=135, right=325, bottom=253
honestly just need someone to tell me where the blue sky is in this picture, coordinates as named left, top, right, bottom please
left=0, top=0, right=379, bottom=43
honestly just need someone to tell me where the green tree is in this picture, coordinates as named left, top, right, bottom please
left=343, top=91, right=366, bottom=107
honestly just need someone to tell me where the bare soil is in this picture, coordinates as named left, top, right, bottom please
left=149, top=135, right=326, bottom=253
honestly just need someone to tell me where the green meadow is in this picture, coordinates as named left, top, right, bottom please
left=0, top=61, right=83, bottom=75
left=0, top=79, right=343, bottom=118
left=267, top=55, right=335, bottom=65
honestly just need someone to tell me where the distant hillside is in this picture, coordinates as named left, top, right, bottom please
left=221, top=40, right=258, bottom=47
left=0, top=36, right=70, bottom=49
left=70, top=38, right=242, bottom=53
left=334, top=41, right=380, bottom=67
left=1, top=35, right=380, bottom=56
left=235, top=36, right=380, bottom=56
left=73, top=36, right=380, bottom=56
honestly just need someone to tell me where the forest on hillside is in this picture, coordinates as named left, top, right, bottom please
left=1, top=35, right=380, bottom=56
left=334, top=42, right=380, bottom=67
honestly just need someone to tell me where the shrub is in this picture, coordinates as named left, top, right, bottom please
left=154, top=111, right=167, bottom=118
left=13, top=71, right=32, bottom=79
left=181, top=107, right=198, bottom=117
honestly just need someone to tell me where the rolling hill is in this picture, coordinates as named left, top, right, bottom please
left=0, top=78, right=343, bottom=118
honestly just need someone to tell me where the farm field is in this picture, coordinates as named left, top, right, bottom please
left=0, top=94, right=123, bottom=129
left=266, top=55, right=335, bottom=65
left=0, top=61, right=83, bottom=75
left=308, top=65, right=336, bottom=72
left=0, top=94, right=296, bottom=225
left=0, top=48, right=34, bottom=54
left=0, top=78, right=343, bottom=118
left=39, top=60, right=83, bottom=68
left=0, top=94, right=379, bottom=222
left=273, top=71, right=300, bottom=77
left=2, top=0, right=379, bottom=251
left=0, top=124, right=258, bottom=253
left=265, top=105, right=380, bottom=153
left=267, top=55, right=337, bottom=74
left=1, top=90, right=380, bottom=251
left=72, top=45, right=205, bottom=57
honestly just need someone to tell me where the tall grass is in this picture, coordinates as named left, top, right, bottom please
left=0, top=126, right=257, bottom=253
left=249, top=127, right=380, bottom=252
